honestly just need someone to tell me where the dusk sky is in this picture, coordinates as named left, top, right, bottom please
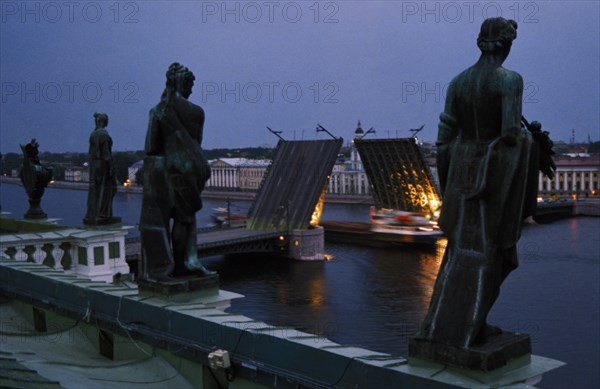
left=1, top=1, right=598, bottom=153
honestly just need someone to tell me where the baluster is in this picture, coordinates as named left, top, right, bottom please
left=13, top=245, right=28, bottom=261
left=3, top=246, right=17, bottom=260
left=41, top=243, right=55, bottom=268
left=33, top=243, right=45, bottom=264
left=23, top=245, right=36, bottom=263
left=59, top=242, right=73, bottom=271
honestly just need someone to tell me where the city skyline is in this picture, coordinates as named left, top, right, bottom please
left=1, top=1, right=599, bottom=153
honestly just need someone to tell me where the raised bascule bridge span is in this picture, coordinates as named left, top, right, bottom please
left=200, top=138, right=343, bottom=259
left=128, top=139, right=343, bottom=261
left=354, top=138, right=441, bottom=217
left=320, top=138, right=444, bottom=246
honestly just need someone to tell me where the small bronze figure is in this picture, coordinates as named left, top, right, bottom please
left=84, top=112, right=119, bottom=225
left=139, top=63, right=214, bottom=281
left=20, top=139, right=53, bottom=219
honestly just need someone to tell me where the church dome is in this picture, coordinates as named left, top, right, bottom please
left=354, top=120, right=364, bottom=137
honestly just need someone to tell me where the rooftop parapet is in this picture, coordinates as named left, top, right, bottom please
left=1, top=217, right=130, bottom=282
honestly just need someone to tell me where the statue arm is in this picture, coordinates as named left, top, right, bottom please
left=500, top=72, right=524, bottom=145
left=436, top=80, right=458, bottom=194
left=145, top=110, right=162, bottom=155
left=196, top=107, right=206, bottom=146
left=437, top=80, right=458, bottom=146
left=100, top=133, right=112, bottom=161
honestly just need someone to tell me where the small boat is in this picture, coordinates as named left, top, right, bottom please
left=320, top=208, right=443, bottom=247
left=369, top=207, right=443, bottom=237
left=211, top=207, right=247, bottom=227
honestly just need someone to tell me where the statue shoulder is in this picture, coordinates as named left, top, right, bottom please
left=446, top=66, right=477, bottom=92
left=149, top=104, right=161, bottom=118
left=448, top=71, right=466, bottom=88
left=97, top=128, right=111, bottom=139
left=182, top=99, right=205, bottom=117
left=497, top=68, right=524, bottom=91
left=174, top=98, right=205, bottom=126
left=443, top=74, right=461, bottom=98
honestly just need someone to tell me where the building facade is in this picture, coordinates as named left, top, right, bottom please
left=128, top=160, right=144, bottom=184
left=327, top=121, right=372, bottom=196
left=207, top=158, right=271, bottom=191
left=538, top=154, right=600, bottom=197
left=64, top=166, right=89, bottom=182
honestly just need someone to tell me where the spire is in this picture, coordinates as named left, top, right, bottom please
left=354, top=119, right=364, bottom=138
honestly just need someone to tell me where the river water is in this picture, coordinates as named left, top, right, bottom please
left=1, top=183, right=599, bottom=388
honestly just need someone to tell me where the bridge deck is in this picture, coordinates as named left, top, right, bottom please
left=196, top=228, right=282, bottom=248
left=127, top=228, right=284, bottom=260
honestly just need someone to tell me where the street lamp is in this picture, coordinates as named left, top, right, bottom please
left=316, top=124, right=339, bottom=140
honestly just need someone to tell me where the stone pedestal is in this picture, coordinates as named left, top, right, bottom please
left=409, top=331, right=531, bottom=373
left=137, top=274, right=220, bottom=303
left=24, top=199, right=47, bottom=219
left=72, top=226, right=131, bottom=282
left=83, top=216, right=122, bottom=226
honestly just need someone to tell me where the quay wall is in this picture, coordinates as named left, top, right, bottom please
left=5, top=176, right=598, bottom=214
left=574, top=199, right=600, bottom=216
left=1, top=177, right=373, bottom=205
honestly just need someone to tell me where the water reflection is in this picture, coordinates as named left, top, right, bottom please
left=205, top=239, right=447, bottom=356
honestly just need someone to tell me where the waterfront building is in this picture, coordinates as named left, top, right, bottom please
left=64, top=166, right=89, bottom=182
left=422, top=150, right=599, bottom=200
left=539, top=154, right=600, bottom=197
left=127, top=160, right=144, bottom=184
left=207, top=158, right=271, bottom=191
left=327, top=121, right=372, bottom=196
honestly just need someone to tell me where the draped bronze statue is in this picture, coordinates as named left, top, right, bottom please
left=411, top=17, right=555, bottom=362
left=84, top=112, right=119, bottom=225
left=139, top=63, right=214, bottom=281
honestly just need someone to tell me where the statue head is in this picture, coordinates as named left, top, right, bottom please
left=94, top=112, right=109, bottom=129
left=477, top=17, right=518, bottom=59
left=166, top=62, right=196, bottom=99
left=23, top=139, right=40, bottom=161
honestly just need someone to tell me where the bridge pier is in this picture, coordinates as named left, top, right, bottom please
left=288, top=227, right=325, bottom=260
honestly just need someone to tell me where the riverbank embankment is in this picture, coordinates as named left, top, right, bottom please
left=1, top=176, right=374, bottom=205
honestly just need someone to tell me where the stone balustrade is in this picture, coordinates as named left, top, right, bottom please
left=1, top=219, right=130, bottom=282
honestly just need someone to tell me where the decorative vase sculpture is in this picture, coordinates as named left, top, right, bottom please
left=19, top=139, right=53, bottom=219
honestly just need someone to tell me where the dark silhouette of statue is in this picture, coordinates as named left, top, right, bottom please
left=20, top=139, right=53, bottom=219
left=139, top=62, right=214, bottom=281
left=412, top=18, right=554, bottom=356
left=84, top=112, right=120, bottom=225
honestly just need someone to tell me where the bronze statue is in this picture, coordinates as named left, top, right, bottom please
left=414, top=18, right=547, bottom=350
left=139, top=62, right=214, bottom=281
left=19, top=139, right=53, bottom=219
left=84, top=112, right=119, bottom=225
